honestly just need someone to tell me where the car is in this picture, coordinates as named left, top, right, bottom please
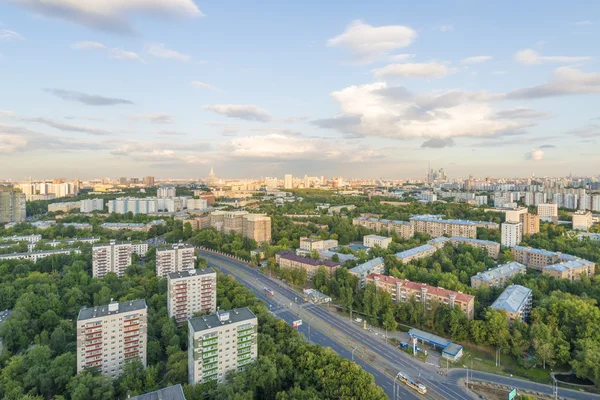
left=354, top=318, right=362, bottom=323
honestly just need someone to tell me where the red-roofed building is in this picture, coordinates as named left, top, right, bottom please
left=275, top=251, right=340, bottom=280
left=365, top=273, right=475, bottom=319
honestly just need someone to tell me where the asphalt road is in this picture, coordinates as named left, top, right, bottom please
left=198, top=249, right=600, bottom=400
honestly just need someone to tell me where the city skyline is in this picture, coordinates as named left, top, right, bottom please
left=1, top=1, right=599, bottom=179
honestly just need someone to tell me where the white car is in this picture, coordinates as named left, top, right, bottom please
left=354, top=318, right=362, bottom=323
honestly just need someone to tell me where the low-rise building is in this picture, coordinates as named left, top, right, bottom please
left=130, top=384, right=186, bottom=400
left=0, top=248, right=81, bottom=263
left=363, top=234, right=392, bottom=249
left=184, top=215, right=211, bottom=230
left=573, top=210, right=593, bottom=231
left=395, top=244, right=437, bottom=263
left=168, top=268, right=217, bottom=325
left=428, top=237, right=500, bottom=259
left=541, top=259, right=596, bottom=281
left=349, top=257, right=385, bottom=287
left=490, top=284, right=532, bottom=324
left=365, top=274, right=475, bottom=319
left=156, top=244, right=195, bottom=277
left=352, top=217, right=415, bottom=239
left=317, top=249, right=358, bottom=263
left=188, top=308, right=258, bottom=384
left=299, top=237, right=338, bottom=252
left=409, top=215, right=478, bottom=239
left=0, top=234, right=42, bottom=244
left=275, top=251, right=340, bottom=279
left=471, top=262, right=527, bottom=289
left=511, top=246, right=576, bottom=270
left=48, top=201, right=81, bottom=213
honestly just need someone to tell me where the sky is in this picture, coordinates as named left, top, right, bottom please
left=0, top=0, right=599, bottom=180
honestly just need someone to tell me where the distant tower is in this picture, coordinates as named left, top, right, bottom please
left=207, top=167, right=217, bottom=185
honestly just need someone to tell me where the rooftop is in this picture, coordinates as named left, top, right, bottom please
left=130, top=384, right=186, bottom=400
left=491, top=285, right=532, bottom=313
left=157, top=243, right=195, bottom=251
left=513, top=246, right=557, bottom=257
left=78, top=299, right=147, bottom=321
left=277, top=251, right=340, bottom=268
left=101, top=222, right=146, bottom=227
left=410, top=215, right=478, bottom=226
left=318, top=250, right=358, bottom=262
left=0, top=248, right=80, bottom=259
left=349, top=257, right=385, bottom=275
left=450, top=237, right=500, bottom=247
left=429, top=237, right=451, bottom=244
left=408, top=328, right=451, bottom=348
left=366, top=273, right=474, bottom=303
left=189, top=307, right=256, bottom=332
left=364, top=234, right=390, bottom=240
left=543, top=259, right=595, bottom=273
left=168, top=268, right=215, bottom=280
left=396, top=244, right=436, bottom=259
left=473, top=262, right=526, bottom=282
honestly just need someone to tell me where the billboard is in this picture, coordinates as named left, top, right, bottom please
left=508, top=389, right=517, bottom=400
left=292, top=320, right=302, bottom=328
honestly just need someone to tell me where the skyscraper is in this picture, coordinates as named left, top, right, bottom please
left=207, top=167, right=217, bottom=185
left=144, top=176, right=155, bottom=187
left=284, top=174, right=293, bottom=189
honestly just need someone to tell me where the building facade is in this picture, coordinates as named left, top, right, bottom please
left=81, top=199, right=105, bottom=213
left=168, top=268, right=217, bottom=325
left=0, top=190, right=26, bottom=223
left=363, top=234, right=392, bottom=249
left=471, top=262, right=527, bottom=288
left=210, top=211, right=272, bottom=243
left=188, top=308, right=257, bottom=384
left=490, top=285, right=532, bottom=324
left=395, top=244, right=437, bottom=263
left=501, top=221, right=523, bottom=248
left=275, top=251, right=340, bottom=279
left=352, top=216, right=415, bottom=240
left=299, top=237, right=338, bottom=252
left=76, top=299, right=147, bottom=377
left=349, top=257, right=385, bottom=287
left=541, top=259, right=596, bottom=281
left=365, top=274, right=475, bottom=319
left=156, top=244, right=196, bottom=277
left=92, top=241, right=134, bottom=278
left=409, top=215, right=478, bottom=239
left=573, top=210, right=593, bottom=231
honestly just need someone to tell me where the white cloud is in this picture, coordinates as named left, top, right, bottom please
left=146, top=44, right=190, bottom=62
left=576, top=20, right=592, bottom=26
left=373, top=62, right=454, bottom=80
left=131, top=113, right=174, bottom=124
left=389, top=54, right=415, bottom=62
left=327, top=20, right=416, bottom=64
left=0, top=29, right=25, bottom=41
left=0, top=134, right=28, bottom=153
left=461, top=55, right=492, bottom=65
left=25, top=117, right=110, bottom=135
left=157, top=129, right=186, bottom=136
left=8, top=0, right=203, bottom=33
left=515, top=49, right=592, bottom=65
left=110, top=48, right=144, bottom=62
left=438, top=24, right=454, bottom=32
left=0, top=110, right=15, bottom=118
left=71, top=41, right=106, bottom=50
left=525, top=148, right=544, bottom=161
left=191, top=81, right=215, bottom=90
left=203, top=104, right=272, bottom=122
left=508, top=67, right=600, bottom=99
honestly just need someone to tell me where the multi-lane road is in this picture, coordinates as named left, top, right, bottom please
left=198, top=249, right=600, bottom=400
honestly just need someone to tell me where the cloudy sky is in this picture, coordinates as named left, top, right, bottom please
left=0, top=0, right=599, bottom=180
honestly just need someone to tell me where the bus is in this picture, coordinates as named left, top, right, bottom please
left=264, top=287, right=275, bottom=296
left=398, top=372, right=427, bottom=395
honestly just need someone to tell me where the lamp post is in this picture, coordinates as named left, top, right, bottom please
left=307, top=316, right=315, bottom=343
left=463, top=364, right=469, bottom=388
left=352, top=346, right=358, bottom=361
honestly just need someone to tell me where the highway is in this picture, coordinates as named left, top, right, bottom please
left=198, top=249, right=600, bottom=400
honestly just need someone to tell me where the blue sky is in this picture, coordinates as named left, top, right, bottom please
left=1, top=0, right=599, bottom=180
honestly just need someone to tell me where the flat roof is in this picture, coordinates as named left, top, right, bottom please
left=513, top=246, right=557, bottom=257
left=168, top=268, right=215, bottom=280
left=318, top=250, right=358, bottom=262
left=410, top=215, right=478, bottom=226
left=189, top=307, right=256, bottom=332
left=367, top=273, right=474, bottom=303
left=78, top=299, right=147, bottom=321
left=364, top=234, right=390, bottom=240
left=450, top=237, right=500, bottom=247
left=429, top=237, right=450, bottom=244
left=491, top=285, right=532, bottom=313
left=157, top=243, right=194, bottom=251
left=443, top=343, right=463, bottom=356
left=0, top=248, right=80, bottom=258
left=396, top=244, right=436, bottom=259
left=130, top=384, right=186, bottom=400
left=277, top=251, right=340, bottom=268
left=473, top=262, right=526, bottom=282
left=349, top=257, right=385, bottom=275
left=408, top=328, right=452, bottom=348
left=543, top=259, right=595, bottom=273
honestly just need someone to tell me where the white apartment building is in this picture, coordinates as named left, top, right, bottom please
left=573, top=211, right=593, bottom=231
left=0, top=234, right=42, bottom=244
left=501, top=221, right=523, bottom=248
left=537, top=203, right=558, bottom=220
left=363, top=234, right=393, bottom=249
left=167, top=268, right=217, bottom=325
left=0, top=248, right=81, bottom=263
left=188, top=308, right=258, bottom=384
left=108, top=198, right=158, bottom=215
left=76, top=299, right=147, bottom=377
left=158, top=186, right=177, bottom=198
left=284, top=174, right=293, bottom=189
left=186, top=198, right=208, bottom=210
left=156, top=244, right=196, bottom=277
left=349, top=257, right=385, bottom=287
left=81, top=199, right=105, bottom=213
left=505, top=207, right=527, bottom=223
left=299, top=237, right=338, bottom=252
left=131, top=242, right=149, bottom=256
left=92, top=241, right=133, bottom=278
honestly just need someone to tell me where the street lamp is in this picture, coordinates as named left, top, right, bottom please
left=393, top=372, right=402, bottom=400
left=352, top=345, right=358, bottom=361
left=307, top=316, right=315, bottom=343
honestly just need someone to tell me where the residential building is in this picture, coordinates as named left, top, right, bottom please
left=0, top=190, right=26, bottom=223
left=275, top=251, right=340, bottom=279
left=349, top=257, right=385, bottom=287
left=131, top=242, right=149, bottom=256
left=242, top=214, right=272, bottom=243
left=317, top=249, right=358, bottom=263
left=299, top=237, right=338, bottom=252
left=511, top=246, right=578, bottom=270
left=0, top=248, right=81, bottom=263
left=443, top=237, right=501, bottom=259
left=101, top=222, right=147, bottom=231
left=92, top=241, right=133, bottom=278
left=76, top=299, right=147, bottom=377
left=158, top=186, right=177, bottom=198
left=501, top=221, right=522, bottom=248
left=108, top=198, right=158, bottom=215
left=186, top=198, right=208, bottom=210
left=471, top=262, right=527, bottom=289
left=505, top=208, right=527, bottom=223
left=537, top=203, right=558, bottom=222
left=365, top=274, right=475, bottom=319
left=183, top=215, right=211, bottom=230
left=188, top=308, right=258, bottom=384
left=573, top=210, right=593, bottom=231
left=363, top=234, right=392, bottom=249
left=521, top=213, right=540, bottom=236
left=577, top=232, right=600, bottom=241
left=396, top=244, right=437, bottom=263
left=144, top=176, right=155, bottom=187
left=352, top=217, right=415, bottom=240
left=130, top=384, right=186, bottom=400
left=81, top=199, right=105, bottom=213
left=490, top=285, right=532, bottom=324
left=542, top=259, right=596, bottom=281
left=156, top=244, right=196, bottom=277
left=0, top=234, right=42, bottom=244
left=409, top=215, right=478, bottom=239
left=284, top=174, right=293, bottom=189
left=48, top=201, right=80, bottom=213
left=168, top=268, right=217, bottom=325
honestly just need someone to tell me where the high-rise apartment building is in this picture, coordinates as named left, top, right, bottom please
left=284, top=174, right=293, bottom=189
left=210, top=211, right=271, bottom=243
left=81, top=199, right=105, bottom=213
left=158, top=186, right=177, bottom=198
left=156, top=244, right=196, bottom=277
left=572, top=210, right=593, bottom=231
left=537, top=203, right=558, bottom=222
left=520, top=213, right=540, bottom=236
left=501, top=221, right=522, bottom=248
left=92, top=241, right=133, bottom=278
left=76, top=299, right=147, bottom=377
left=188, top=308, right=258, bottom=384
left=505, top=208, right=527, bottom=223
left=167, top=268, right=217, bottom=325
left=0, top=190, right=26, bottom=223
left=144, top=176, right=155, bottom=187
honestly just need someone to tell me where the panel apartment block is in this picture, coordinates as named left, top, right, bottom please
left=76, top=299, right=147, bottom=378
left=156, top=244, right=196, bottom=277
left=409, top=215, right=477, bottom=239
left=188, top=308, right=258, bottom=384
left=92, top=241, right=133, bottom=278
left=168, top=268, right=217, bottom=325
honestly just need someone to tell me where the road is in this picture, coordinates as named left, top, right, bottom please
left=198, top=249, right=600, bottom=400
